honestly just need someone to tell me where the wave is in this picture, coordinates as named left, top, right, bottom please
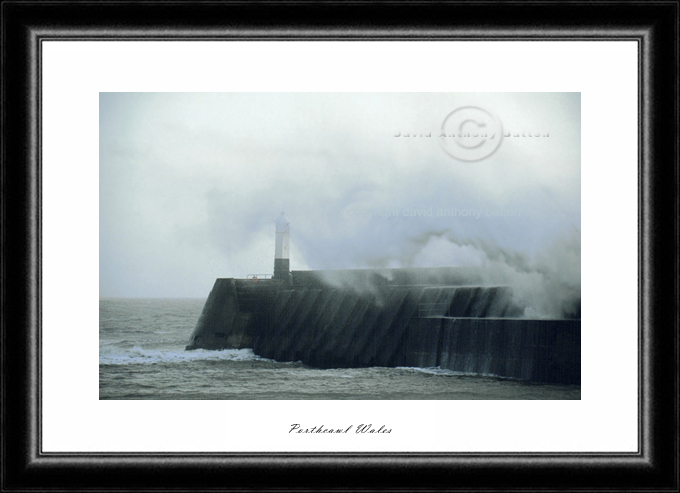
left=395, top=366, right=512, bottom=379
left=99, top=346, right=268, bottom=366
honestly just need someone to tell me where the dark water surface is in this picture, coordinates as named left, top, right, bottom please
left=99, top=298, right=581, bottom=400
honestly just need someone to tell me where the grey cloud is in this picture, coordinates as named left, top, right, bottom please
left=100, top=92, right=580, bottom=309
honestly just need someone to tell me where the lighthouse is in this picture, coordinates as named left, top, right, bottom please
left=273, top=212, right=292, bottom=285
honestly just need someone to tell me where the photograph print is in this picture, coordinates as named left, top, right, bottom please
left=99, top=92, right=581, bottom=400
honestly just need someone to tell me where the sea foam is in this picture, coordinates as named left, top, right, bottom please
left=99, top=346, right=265, bottom=365
left=395, top=366, right=507, bottom=379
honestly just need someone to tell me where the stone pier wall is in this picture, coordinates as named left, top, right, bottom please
left=187, top=276, right=580, bottom=385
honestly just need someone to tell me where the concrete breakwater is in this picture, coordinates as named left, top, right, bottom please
left=186, top=270, right=580, bottom=385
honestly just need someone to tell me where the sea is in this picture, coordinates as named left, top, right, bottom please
left=99, top=298, right=581, bottom=400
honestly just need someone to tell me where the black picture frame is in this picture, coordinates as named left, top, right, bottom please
left=2, top=2, right=678, bottom=491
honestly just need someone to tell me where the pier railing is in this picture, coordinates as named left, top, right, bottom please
left=418, top=303, right=450, bottom=318
left=246, top=274, right=273, bottom=282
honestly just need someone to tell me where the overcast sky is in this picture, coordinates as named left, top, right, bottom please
left=100, top=93, right=580, bottom=299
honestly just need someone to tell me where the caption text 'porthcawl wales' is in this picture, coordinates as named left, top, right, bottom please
left=289, top=424, right=391, bottom=434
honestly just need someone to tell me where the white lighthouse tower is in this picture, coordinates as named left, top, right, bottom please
left=273, top=212, right=292, bottom=285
